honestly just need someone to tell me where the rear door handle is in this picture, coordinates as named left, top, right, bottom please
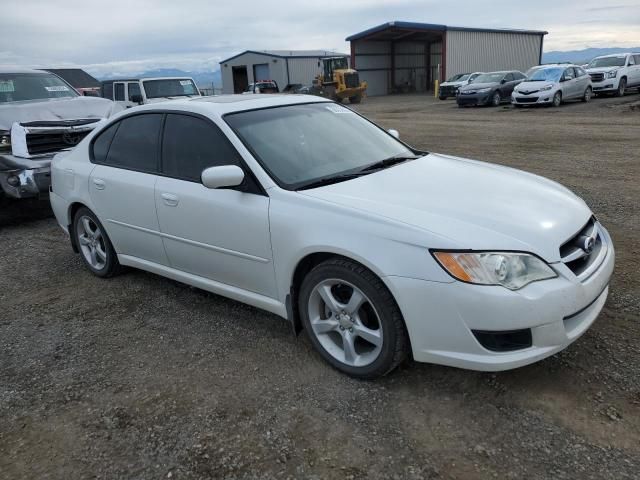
left=92, top=178, right=106, bottom=190
left=161, top=193, right=179, bottom=207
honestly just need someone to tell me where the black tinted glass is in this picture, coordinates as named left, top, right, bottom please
left=105, top=114, right=162, bottom=172
left=114, top=83, right=125, bottom=101
left=162, top=114, right=240, bottom=182
left=92, top=123, right=119, bottom=163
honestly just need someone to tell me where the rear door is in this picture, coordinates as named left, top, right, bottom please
left=89, top=113, right=168, bottom=265
left=629, top=55, right=640, bottom=87
left=154, top=113, right=276, bottom=297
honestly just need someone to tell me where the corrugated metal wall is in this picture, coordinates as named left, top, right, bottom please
left=394, top=42, right=427, bottom=92
left=353, top=41, right=391, bottom=96
left=286, top=56, right=347, bottom=86
left=446, top=30, right=542, bottom=78
left=220, top=53, right=287, bottom=94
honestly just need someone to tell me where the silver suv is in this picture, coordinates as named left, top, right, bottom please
left=586, top=53, right=640, bottom=96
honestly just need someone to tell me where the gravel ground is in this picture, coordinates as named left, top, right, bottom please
left=1, top=93, right=639, bottom=479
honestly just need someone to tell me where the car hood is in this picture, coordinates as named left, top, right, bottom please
left=459, top=82, right=497, bottom=91
left=300, top=154, right=591, bottom=262
left=440, top=81, right=465, bottom=87
left=0, top=96, right=119, bottom=131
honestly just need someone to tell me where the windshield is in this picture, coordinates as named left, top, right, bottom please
left=472, top=73, right=504, bottom=84
left=527, top=67, right=564, bottom=82
left=142, top=79, right=199, bottom=99
left=588, top=56, right=626, bottom=68
left=0, top=73, right=78, bottom=103
left=447, top=73, right=470, bottom=82
left=225, top=102, right=415, bottom=189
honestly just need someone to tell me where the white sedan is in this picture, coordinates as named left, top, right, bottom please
left=50, top=95, right=614, bottom=378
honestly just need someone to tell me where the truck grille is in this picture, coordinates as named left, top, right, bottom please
left=560, top=217, right=607, bottom=279
left=589, top=73, right=605, bottom=82
left=515, top=97, right=539, bottom=103
left=344, top=72, right=360, bottom=89
left=26, top=130, right=92, bottom=155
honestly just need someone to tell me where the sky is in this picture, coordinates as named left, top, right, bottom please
left=2, top=0, right=640, bottom=77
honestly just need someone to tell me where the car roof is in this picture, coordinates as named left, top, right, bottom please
left=0, top=67, right=52, bottom=74
left=126, top=94, right=332, bottom=116
left=594, top=53, right=634, bottom=58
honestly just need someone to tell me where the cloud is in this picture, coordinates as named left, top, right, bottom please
left=1, top=0, right=638, bottom=76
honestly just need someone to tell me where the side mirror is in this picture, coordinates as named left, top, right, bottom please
left=501, top=79, right=507, bottom=84
left=388, top=129, right=400, bottom=139
left=201, top=165, right=245, bottom=189
left=130, top=94, right=143, bottom=104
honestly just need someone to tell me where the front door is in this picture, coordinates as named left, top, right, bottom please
left=88, top=113, right=168, bottom=265
left=154, top=113, right=276, bottom=298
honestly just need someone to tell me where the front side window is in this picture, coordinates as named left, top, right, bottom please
left=161, top=114, right=242, bottom=182
left=98, top=114, right=162, bottom=172
left=225, top=102, right=415, bottom=190
left=128, top=82, right=141, bottom=100
left=0, top=72, right=78, bottom=103
left=564, top=68, right=575, bottom=80
left=142, top=79, right=198, bottom=99
left=504, top=73, right=514, bottom=82
left=114, top=83, right=125, bottom=101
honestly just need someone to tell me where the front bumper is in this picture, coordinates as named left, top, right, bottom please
left=456, top=92, right=491, bottom=106
left=591, top=80, right=618, bottom=93
left=384, top=228, right=615, bottom=371
left=512, top=92, right=555, bottom=105
left=0, top=154, right=53, bottom=198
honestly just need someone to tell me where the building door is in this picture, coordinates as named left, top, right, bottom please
left=253, top=63, right=270, bottom=81
left=232, top=66, right=248, bottom=93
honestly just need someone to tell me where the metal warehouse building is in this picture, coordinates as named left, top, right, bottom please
left=347, top=21, right=547, bottom=96
left=219, top=50, right=349, bottom=94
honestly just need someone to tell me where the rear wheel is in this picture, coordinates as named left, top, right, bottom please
left=552, top=91, right=562, bottom=107
left=491, top=91, right=501, bottom=107
left=582, top=86, right=592, bottom=102
left=616, top=78, right=627, bottom=97
left=349, top=94, right=362, bottom=104
left=299, top=258, right=408, bottom=379
left=73, top=207, right=120, bottom=278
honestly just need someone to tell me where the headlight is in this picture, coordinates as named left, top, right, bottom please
left=431, top=251, right=557, bottom=290
left=540, top=84, right=554, bottom=91
left=607, top=70, right=618, bottom=78
left=0, top=130, right=11, bottom=154
left=476, top=87, right=491, bottom=93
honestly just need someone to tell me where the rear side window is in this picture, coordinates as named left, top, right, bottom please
left=91, top=123, right=119, bottom=163
left=101, top=114, right=162, bottom=172
left=635, top=55, right=640, bottom=65
left=161, top=114, right=242, bottom=182
left=128, top=82, right=141, bottom=100
left=114, top=83, right=125, bottom=101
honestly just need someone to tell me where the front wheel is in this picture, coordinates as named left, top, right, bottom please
left=73, top=207, right=121, bottom=277
left=438, top=95, right=447, bottom=100
left=552, top=91, right=562, bottom=107
left=616, top=78, right=627, bottom=97
left=490, top=91, right=501, bottom=107
left=299, top=258, right=409, bottom=379
left=582, top=87, right=592, bottom=102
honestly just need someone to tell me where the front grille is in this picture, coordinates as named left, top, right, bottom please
left=560, top=217, right=606, bottom=279
left=516, top=97, right=539, bottom=103
left=26, top=130, right=91, bottom=155
left=589, top=73, right=605, bottom=82
left=344, top=72, right=360, bottom=89
left=439, top=86, right=457, bottom=96
left=472, top=329, right=533, bottom=352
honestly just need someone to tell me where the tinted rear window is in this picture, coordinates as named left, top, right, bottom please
left=103, top=114, right=162, bottom=172
left=92, top=123, right=119, bottom=163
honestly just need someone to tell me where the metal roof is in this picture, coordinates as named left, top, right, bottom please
left=346, top=21, right=548, bottom=42
left=220, top=50, right=348, bottom=64
left=42, top=68, right=101, bottom=88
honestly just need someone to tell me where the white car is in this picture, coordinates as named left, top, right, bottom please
left=49, top=95, right=615, bottom=378
left=513, top=64, right=592, bottom=107
left=586, top=53, right=640, bottom=96
left=438, top=72, right=483, bottom=100
left=101, top=77, right=201, bottom=108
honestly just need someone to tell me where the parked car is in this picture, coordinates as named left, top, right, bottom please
left=101, top=77, right=201, bottom=108
left=50, top=95, right=614, bottom=379
left=0, top=68, right=120, bottom=200
left=457, top=71, right=526, bottom=107
left=586, top=53, right=640, bottom=96
left=512, top=64, right=592, bottom=107
left=438, top=72, right=483, bottom=100
left=243, top=80, right=279, bottom=94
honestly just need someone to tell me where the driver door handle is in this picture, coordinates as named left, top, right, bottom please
left=161, top=193, right=179, bottom=207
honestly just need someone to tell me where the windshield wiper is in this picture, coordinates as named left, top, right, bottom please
left=358, top=154, right=422, bottom=173
left=297, top=173, right=366, bottom=190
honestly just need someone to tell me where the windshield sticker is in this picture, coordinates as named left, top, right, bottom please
left=325, top=105, right=353, bottom=114
left=179, top=80, right=192, bottom=86
left=0, top=80, right=15, bottom=92
left=45, top=85, right=70, bottom=92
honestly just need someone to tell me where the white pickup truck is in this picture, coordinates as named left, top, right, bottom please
left=101, top=77, right=201, bottom=108
left=586, top=53, right=640, bottom=96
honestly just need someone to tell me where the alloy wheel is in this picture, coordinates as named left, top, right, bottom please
left=307, top=279, right=383, bottom=367
left=492, top=92, right=501, bottom=106
left=76, top=215, right=107, bottom=270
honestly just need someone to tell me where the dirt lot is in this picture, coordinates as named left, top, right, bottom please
left=1, top=93, right=639, bottom=479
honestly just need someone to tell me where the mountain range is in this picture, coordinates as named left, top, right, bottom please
left=542, top=47, right=640, bottom=65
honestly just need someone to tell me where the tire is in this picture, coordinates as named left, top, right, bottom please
left=582, top=87, right=592, bottom=102
left=298, top=258, right=409, bottom=379
left=73, top=207, right=121, bottom=278
left=491, top=91, right=501, bottom=107
left=349, top=95, right=362, bottom=104
left=438, top=95, right=447, bottom=100
left=552, top=91, right=562, bottom=107
left=616, top=78, right=627, bottom=97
